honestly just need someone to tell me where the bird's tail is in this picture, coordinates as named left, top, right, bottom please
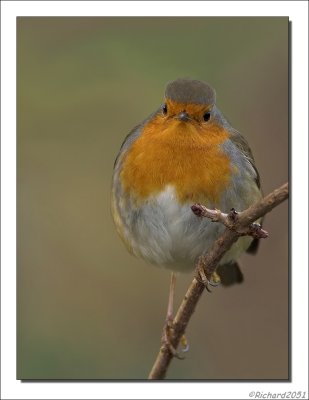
left=216, top=262, right=244, bottom=286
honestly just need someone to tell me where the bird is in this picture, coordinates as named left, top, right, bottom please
left=111, top=78, right=262, bottom=353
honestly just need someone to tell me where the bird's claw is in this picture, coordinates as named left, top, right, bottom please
left=162, top=320, right=187, bottom=359
left=180, top=334, right=189, bottom=353
left=195, top=265, right=221, bottom=292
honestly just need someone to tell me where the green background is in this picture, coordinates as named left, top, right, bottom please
left=17, top=17, right=289, bottom=379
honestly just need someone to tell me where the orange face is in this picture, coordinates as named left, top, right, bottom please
left=120, top=99, right=234, bottom=204
left=164, top=98, right=212, bottom=122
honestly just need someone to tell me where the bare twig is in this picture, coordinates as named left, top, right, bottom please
left=191, top=205, right=269, bottom=238
left=148, top=182, right=288, bottom=380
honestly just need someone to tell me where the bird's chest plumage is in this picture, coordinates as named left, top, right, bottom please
left=112, top=119, right=259, bottom=271
left=119, top=117, right=233, bottom=204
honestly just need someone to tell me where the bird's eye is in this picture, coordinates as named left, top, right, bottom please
left=162, top=104, right=168, bottom=115
left=203, top=112, right=211, bottom=122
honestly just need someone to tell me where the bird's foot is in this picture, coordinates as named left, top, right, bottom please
left=161, top=318, right=188, bottom=359
left=195, top=265, right=221, bottom=292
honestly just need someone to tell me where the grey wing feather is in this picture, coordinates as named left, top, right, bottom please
left=228, top=129, right=261, bottom=189
left=228, top=129, right=263, bottom=255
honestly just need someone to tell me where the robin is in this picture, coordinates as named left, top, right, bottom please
left=111, top=78, right=262, bottom=350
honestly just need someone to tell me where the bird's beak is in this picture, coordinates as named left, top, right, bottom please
left=177, top=111, right=190, bottom=122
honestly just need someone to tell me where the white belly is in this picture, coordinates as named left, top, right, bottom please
left=119, top=186, right=253, bottom=272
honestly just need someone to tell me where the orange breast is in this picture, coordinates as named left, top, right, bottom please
left=120, top=114, right=233, bottom=204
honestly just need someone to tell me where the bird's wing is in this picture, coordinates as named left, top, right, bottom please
left=228, top=129, right=263, bottom=255
left=228, top=129, right=261, bottom=189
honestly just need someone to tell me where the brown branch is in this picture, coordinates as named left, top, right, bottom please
left=191, top=206, right=269, bottom=238
left=148, top=182, right=289, bottom=380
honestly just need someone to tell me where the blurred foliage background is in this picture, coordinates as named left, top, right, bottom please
left=17, top=17, right=288, bottom=380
